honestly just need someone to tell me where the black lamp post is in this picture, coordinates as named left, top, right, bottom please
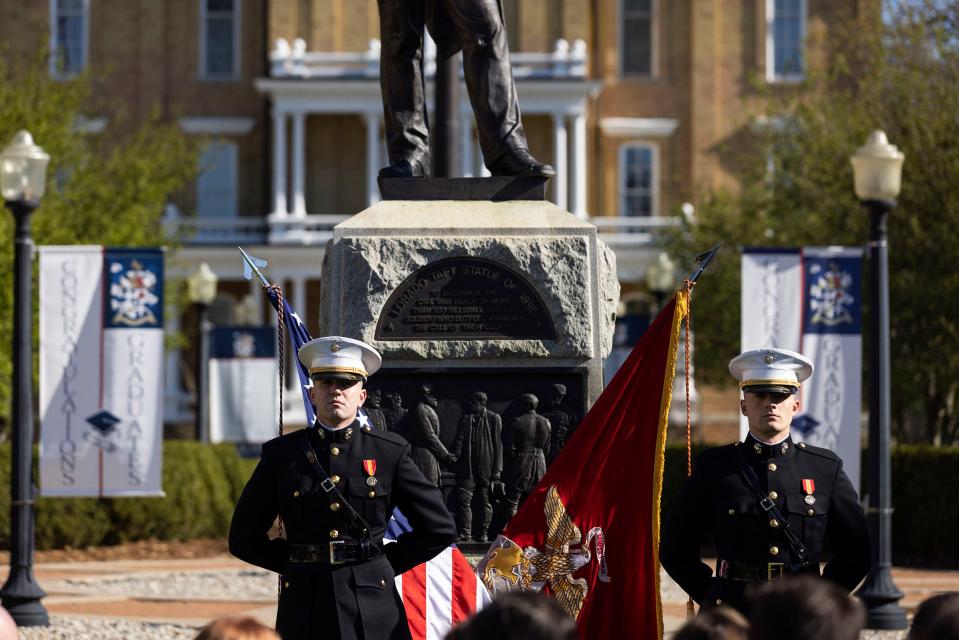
left=0, top=130, right=51, bottom=626
left=850, top=130, right=909, bottom=630
left=187, top=262, right=218, bottom=443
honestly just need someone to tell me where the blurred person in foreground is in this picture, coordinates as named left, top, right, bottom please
left=749, top=575, right=865, bottom=640
left=195, top=616, right=280, bottom=640
left=661, top=348, right=870, bottom=613
left=443, top=591, right=578, bottom=640
left=0, top=606, right=18, bottom=640
left=673, top=606, right=749, bottom=640
left=908, top=591, right=959, bottom=640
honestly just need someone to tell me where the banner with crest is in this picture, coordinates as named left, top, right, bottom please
left=209, top=326, right=279, bottom=443
left=741, top=246, right=863, bottom=491
left=39, top=246, right=165, bottom=497
left=797, top=246, right=863, bottom=493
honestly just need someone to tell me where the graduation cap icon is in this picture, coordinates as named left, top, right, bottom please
left=791, top=413, right=820, bottom=437
left=86, top=410, right=121, bottom=437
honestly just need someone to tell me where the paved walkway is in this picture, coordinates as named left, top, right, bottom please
left=2, top=557, right=957, bottom=634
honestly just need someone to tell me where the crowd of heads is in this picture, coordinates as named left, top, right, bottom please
left=670, top=577, right=959, bottom=640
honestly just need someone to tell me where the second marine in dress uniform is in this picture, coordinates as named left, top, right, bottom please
left=229, top=337, right=456, bottom=640
left=660, top=348, right=870, bottom=613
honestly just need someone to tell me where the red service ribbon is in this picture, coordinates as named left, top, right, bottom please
left=801, top=478, right=815, bottom=495
left=363, top=459, right=377, bottom=477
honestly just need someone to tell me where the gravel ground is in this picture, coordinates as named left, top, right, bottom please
left=19, top=618, right=196, bottom=640
left=61, top=568, right=277, bottom=600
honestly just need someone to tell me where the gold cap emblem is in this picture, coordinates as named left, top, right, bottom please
left=764, top=353, right=776, bottom=364
left=330, top=341, right=342, bottom=353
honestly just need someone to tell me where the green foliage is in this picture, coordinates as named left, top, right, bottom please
left=664, top=2, right=959, bottom=442
left=0, top=53, right=201, bottom=429
left=0, top=441, right=258, bottom=549
left=889, top=445, right=959, bottom=563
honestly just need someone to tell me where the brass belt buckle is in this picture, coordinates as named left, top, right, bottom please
left=329, top=540, right=347, bottom=565
left=767, top=563, right=784, bottom=580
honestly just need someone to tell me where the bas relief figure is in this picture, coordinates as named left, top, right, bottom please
left=406, top=382, right=457, bottom=485
left=503, top=393, right=550, bottom=519
left=542, top=383, right=575, bottom=464
left=382, top=389, right=408, bottom=431
left=451, top=391, right=503, bottom=542
left=364, top=388, right=389, bottom=430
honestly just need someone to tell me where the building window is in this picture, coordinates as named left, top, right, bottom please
left=50, top=0, right=88, bottom=77
left=197, top=141, right=238, bottom=217
left=619, top=144, right=657, bottom=217
left=766, top=0, right=806, bottom=81
left=622, top=0, right=653, bottom=76
left=201, top=0, right=241, bottom=79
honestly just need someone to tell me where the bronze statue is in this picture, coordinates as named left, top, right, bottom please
left=377, top=0, right=555, bottom=179
left=451, top=391, right=503, bottom=542
left=407, top=382, right=457, bottom=485
left=504, top=393, right=550, bottom=518
left=382, top=389, right=407, bottom=431
left=542, top=384, right=575, bottom=464
left=364, top=388, right=389, bottom=430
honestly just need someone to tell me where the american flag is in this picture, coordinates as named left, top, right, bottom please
left=263, top=285, right=491, bottom=639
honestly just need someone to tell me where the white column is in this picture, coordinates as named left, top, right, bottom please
left=249, top=278, right=263, bottom=324
left=571, top=110, right=588, bottom=219
left=552, top=112, right=569, bottom=210
left=365, top=111, right=382, bottom=206
left=478, top=143, right=491, bottom=177
left=272, top=109, right=288, bottom=216
left=461, top=110, right=474, bottom=177
left=290, top=275, right=307, bottom=393
left=291, top=111, right=307, bottom=217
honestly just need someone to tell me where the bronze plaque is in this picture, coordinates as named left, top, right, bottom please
left=375, top=257, right=555, bottom=340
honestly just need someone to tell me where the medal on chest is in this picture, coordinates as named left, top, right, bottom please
left=363, top=459, right=377, bottom=487
left=801, top=478, right=816, bottom=505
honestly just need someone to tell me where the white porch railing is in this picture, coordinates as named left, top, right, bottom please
left=166, top=209, right=680, bottom=249
left=269, top=37, right=588, bottom=80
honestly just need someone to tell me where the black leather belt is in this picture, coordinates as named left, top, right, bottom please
left=717, top=559, right=817, bottom=582
left=289, top=541, right=383, bottom=565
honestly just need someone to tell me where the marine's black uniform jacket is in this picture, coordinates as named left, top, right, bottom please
left=229, top=420, right=456, bottom=640
left=660, top=435, right=870, bottom=612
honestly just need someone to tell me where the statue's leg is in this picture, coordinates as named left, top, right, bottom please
left=456, top=483, right=474, bottom=540
left=478, top=485, right=492, bottom=542
left=377, top=0, right=431, bottom=175
left=442, top=0, right=554, bottom=176
left=442, top=0, right=526, bottom=163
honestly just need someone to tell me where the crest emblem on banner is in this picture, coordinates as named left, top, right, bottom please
left=808, top=261, right=854, bottom=327
left=109, top=259, right=160, bottom=326
left=480, top=486, right=610, bottom=620
left=232, top=332, right=256, bottom=358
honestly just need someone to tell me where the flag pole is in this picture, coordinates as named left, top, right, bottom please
left=681, top=242, right=720, bottom=620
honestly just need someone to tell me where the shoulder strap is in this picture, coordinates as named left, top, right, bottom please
left=297, top=429, right=373, bottom=540
left=733, top=446, right=808, bottom=563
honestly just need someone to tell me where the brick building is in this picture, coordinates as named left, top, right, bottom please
left=0, top=0, right=864, bottom=437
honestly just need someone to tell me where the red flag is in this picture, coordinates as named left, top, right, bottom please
left=477, top=290, right=688, bottom=639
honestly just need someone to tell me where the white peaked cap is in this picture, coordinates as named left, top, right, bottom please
left=297, top=336, right=382, bottom=381
left=728, top=348, right=814, bottom=393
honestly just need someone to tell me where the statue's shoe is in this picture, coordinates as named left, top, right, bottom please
left=487, top=149, right=556, bottom=178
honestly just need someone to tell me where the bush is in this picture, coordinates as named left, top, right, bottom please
left=0, top=441, right=257, bottom=550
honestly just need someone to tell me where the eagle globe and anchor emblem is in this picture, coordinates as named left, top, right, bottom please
left=808, top=261, right=855, bottom=327
left=110, top=259, right=160, bottom=326
left=478, top=485, right=610, bottom=620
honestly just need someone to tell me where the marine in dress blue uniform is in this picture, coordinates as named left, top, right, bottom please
left=660, top=348, right=870, bottom=614
left=229, top=337, right=456, bottom=640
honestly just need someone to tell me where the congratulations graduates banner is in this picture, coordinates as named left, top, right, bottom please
left=39, top=246, right=165, bottom=497
left=741, top=247, right=863, bottom=491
